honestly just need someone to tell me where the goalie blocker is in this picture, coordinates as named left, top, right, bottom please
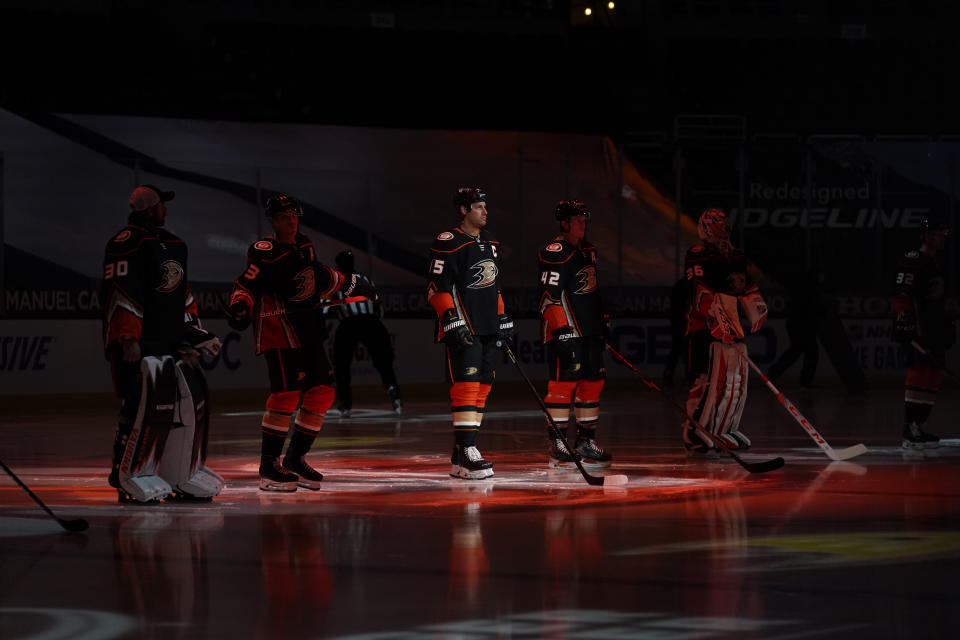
left=117, top=356, right=225, bottom=502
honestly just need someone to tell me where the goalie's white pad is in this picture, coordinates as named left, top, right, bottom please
left=177, top=465, right=225, bottom=498
left=118, top=356, right=177, bottom=502
left=740, top=291, right=768, bottom=333
left=689, top=342, right=749, bottom=446
left=157, top=361, right=224, bottom=498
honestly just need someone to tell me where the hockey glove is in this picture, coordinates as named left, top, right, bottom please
left=441, top=309, right=474, bottom=353
left=342, top=273, right=378, bottom=301
left=740, top=291, right=768, bottom=333
left=498, top=314, right=515, bottom=344
left=182, top=324, right=222, bottom=357
left=227, top=301, right=251, bottom=331
left=552, top=326, right=581, bottom=373
left=892, top=310, right=916, bottom=343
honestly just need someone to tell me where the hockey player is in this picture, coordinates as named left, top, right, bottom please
left=328, top=250, right=403, bottom=417
left=227, top=194, right=375, bottom=491
left=537, top=200, right=612, bottom=467
left=682, top=208, right=767, bottom=456
left=102, top=184, right=224, bottom=503
left=427, top=187, right=514, bottom=479
left=891, top=216, right=954, bottom=449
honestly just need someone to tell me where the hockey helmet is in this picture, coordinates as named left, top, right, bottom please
left=555, top=200, right=591, bottom=221
left=335, top=250, right=355, bottom=273
left=697, top=208, right=730, bottom=244
left=453, top=187, right=487, bottom=214
left=265, top=193, right=303, bottom=217
left=920, top=215, right=949, bottom=235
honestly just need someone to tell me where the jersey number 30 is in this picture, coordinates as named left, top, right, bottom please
left=104, top=261, right=128, bottom=279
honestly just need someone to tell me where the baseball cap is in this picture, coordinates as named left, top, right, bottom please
left=129, top=184, right=175, bottom=211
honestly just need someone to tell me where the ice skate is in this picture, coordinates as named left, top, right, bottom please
left=547, top=437, right=578, bottom=468
left=282, top=453, right=324, bottom=490
left=450, top=445, right=494, bottom=479
left=387, top=385, right=403, bottom=415
left=683, top=428, right=720, bottom=460
left=259, top=455, right=298, bottom=492
left=902, top=422, right=940, bottom=450
left=574, top=436, right=612, bottom=467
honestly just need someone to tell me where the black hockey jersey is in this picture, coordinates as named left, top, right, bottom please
left=102, top=220, right=198, bottom=356
left=892, top=249, right=953, bottom=348
left=426, top=227, right=502, bottom=339
left=230, top=233, right=344, bottom=354
left=684, top=243, right=758, bottom=335
left=537, top=236, right=604, bottom=341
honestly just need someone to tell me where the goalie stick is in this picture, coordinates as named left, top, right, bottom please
left=604, top=344, right=784, bottom=474
left=0, top=459, right=89, bottom=533
left=737, top=346, right=868, bottom=461
left=499, top=341, right=628, bottom=487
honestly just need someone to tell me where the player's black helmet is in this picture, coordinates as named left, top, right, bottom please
left=453, top=187, right=487, bottom=214
left=335, top=250, right=355, bottom=273
left=920, top=215, right=949, bottom=235
left=265, top=193, right=303, bottom=217
left=555, top=200, right=591, bottom=221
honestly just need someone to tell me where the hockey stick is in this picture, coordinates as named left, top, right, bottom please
left=0, top=459, right=89, bottom=532
left=911, top=340, right=960, bottom=384
left=604, top=344, right=784, bottom=474
left=498, top=341, right=628, bottom=487
left=737, top=347, right=868, bottom=461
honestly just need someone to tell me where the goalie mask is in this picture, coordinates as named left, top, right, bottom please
left=698, top=208, right=733, bottom=253
left=555, top=200, right=591, bottom=222
left=453, top=187, right=487, bottom=215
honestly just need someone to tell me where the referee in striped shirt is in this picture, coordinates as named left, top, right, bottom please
left=328, top=251, right=403, bottom=417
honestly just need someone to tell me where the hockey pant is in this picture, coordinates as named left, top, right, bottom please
left=684, top=342, right=750, bottom=450
left=118, top=356, right=225, bottom=502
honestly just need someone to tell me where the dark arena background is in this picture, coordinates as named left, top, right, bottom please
left=2, top=2, right=959, bottom=639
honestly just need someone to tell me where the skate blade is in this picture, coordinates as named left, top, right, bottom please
left=258, top=478, right=298, bottom=492
left=296, top=478, right=323, bottom=490
left=450, top=465, right=494, bottom=480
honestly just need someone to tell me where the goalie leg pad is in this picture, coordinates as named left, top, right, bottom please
left=683, top=343, right=750, bottom=451
left=118, top=356, right=176, bottom=502
left=156, top=361, right=224, bottom=499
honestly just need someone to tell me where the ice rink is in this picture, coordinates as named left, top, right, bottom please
left=2, top=378, right=959, bottom=639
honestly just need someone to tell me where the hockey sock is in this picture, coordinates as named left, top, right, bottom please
left=904, top=402, right=933, bottom=427
left=451, top=381, right=481, bottom=448
left=287, top=428, right=318, bottom=458
left=475, top=383, right=492, bottom=427
left=545, top=380, right=576, bottom=438
left=261, top=433, right=285, bottom=459
left=298, top=384, right=334, bottom=429
left=574, top=379, right=604, bottom=436
left=261, top=390, right=299, bottom=458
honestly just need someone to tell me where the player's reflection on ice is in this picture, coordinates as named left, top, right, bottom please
left=111, top=512, right=224, bottom=638
left=448, top=500, right=490, bottom=605
left=257, top=513, right=372, bottom=636
left=258, top=515, right=333, bottom=633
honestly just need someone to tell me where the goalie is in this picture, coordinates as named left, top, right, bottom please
left=102, top=185, right=225, bottom=503
left=681, top=208, right=767, bottom=457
